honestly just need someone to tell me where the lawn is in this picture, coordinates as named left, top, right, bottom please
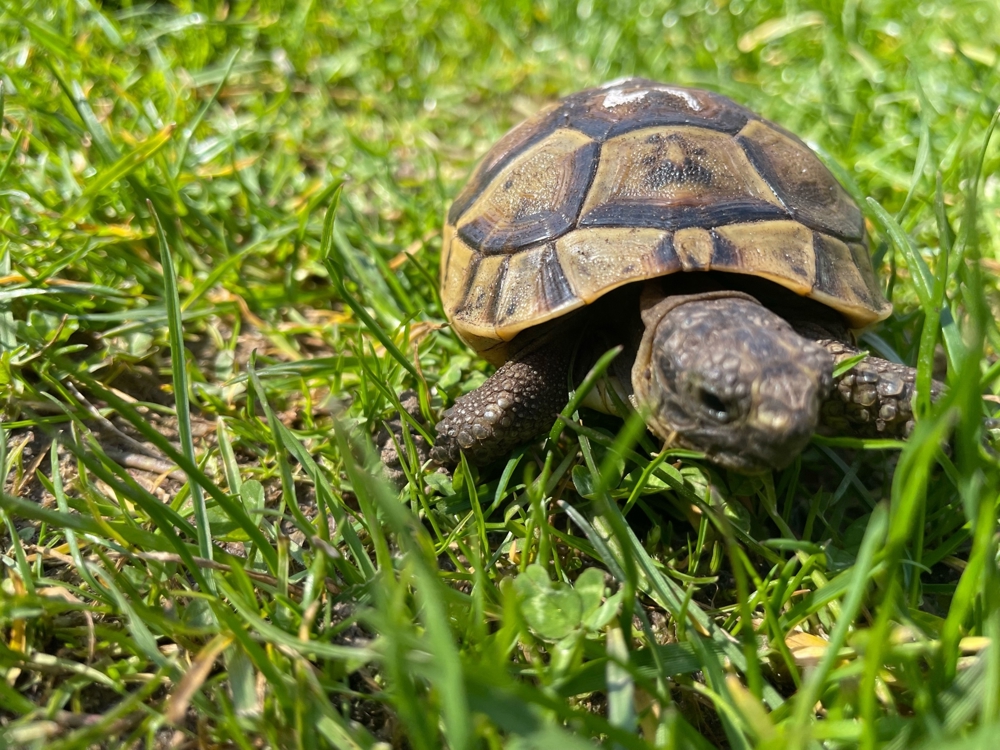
left=1, top=0, right=999, bottom=748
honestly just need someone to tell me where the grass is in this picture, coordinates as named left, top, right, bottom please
left=1, top=0, right=999, bottom=747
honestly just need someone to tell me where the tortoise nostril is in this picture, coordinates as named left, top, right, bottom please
left=699, top=388, right=731, bottom=422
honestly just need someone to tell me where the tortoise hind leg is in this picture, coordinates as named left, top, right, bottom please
left=819, top=340, right=945, bottom=439
left=431, top=340, right=573, bottom=466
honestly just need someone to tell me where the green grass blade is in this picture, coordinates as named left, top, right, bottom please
left=149, top=201, right=215, bottom=588
left=60, top=368, right=279, bottom=571
left=64, top=127, right=175, bottom=222
left=790, top=503, right=888, bottom=744
left=866, top=197, right=933, bottom=307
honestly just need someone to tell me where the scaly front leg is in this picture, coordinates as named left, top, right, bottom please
left=818, top=339, right=945, bottom=439
left=431, top=340, right=573, bottom=466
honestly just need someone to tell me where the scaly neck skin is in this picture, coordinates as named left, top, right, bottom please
left=632, top=292, right=834, bottom=473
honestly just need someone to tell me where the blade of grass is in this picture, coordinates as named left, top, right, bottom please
left=895, top=112, right=931, bottom=222
left=54, top=367, right=279, bottom=571
left=245, top=353, right=314, bottom=534
left=172, top=48, right=239, bottom=179
left=318, top=194, right=419, bottom=381
left=867, top=195, right=966, bottom=365
left=548, top=345, right=622, bottom=444
left=790, top=502, right=888, bottom=746
left=150, top=201, right=215, bottom=592
left=64, top=127, right=176, bottom=222
left=333, top=420, right=472, bottom=750
left=866, top=196, right=933, bottom=307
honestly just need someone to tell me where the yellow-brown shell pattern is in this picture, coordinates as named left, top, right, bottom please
left=442, top=78, right=891, bottom=360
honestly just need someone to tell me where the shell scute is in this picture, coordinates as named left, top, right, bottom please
left=711, top=221, right=816, bottom=294
left=553, top=79, right=754, bottom=141
left=493, top=244, right=578, bottom=336
left=440, top=226, right=477, bottom=310
left=674, top=227, right=714, bottom=271
left=736, top=120, right=863, bottom=241
left=456, top=128, right=598, bottom=253
left=447, top=102, right=561, bottom=225
left=579, top=125, right=786, bottom=230
left=454, top=254, right=505, bottom=338
left=812, top=233, right=890, bottom=322
left=556, top=227, right=677, bottom=303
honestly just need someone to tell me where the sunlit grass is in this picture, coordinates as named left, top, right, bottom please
left=1, top=1, right=999, bottom=748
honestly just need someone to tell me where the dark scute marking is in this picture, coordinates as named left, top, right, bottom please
left=572, top=141, right=602, bottom=224
left=850, top=241, right=882, bottom=296
left=850, top=241, right=890, bottom=315
left=710, top=231, right=741, bottom=269
left=442, top=241, right=454, bottom=284
left=635, top=132, right=715, bottom=190
left=787, top=257, right=810, bottom=282
left=737, top=130, right=863, bottom=242
left=813, top=232, right=873, bottom=307
left=813, top=233, right=840, bottom=297
left=654, top=232, right=680, bottom=271
left=446, top=198, right=466, bottom=227
left=447, top=116, right=562, bottom=225
left=492, top=255, right=513, bottom=320
left=539, top=244, right=576, bottom=309
left=579, top=199, right=788, bottom=231
left=736, top=133, right=791, bottom=208
left=461, top=139, right=601, bottom=254
left=456, top=254, right=482, bottom=311
left=642, top=153, right=714, bottom=190
left=459, top=207, right=571, bottom=254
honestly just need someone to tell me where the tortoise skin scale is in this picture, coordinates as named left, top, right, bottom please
left=441, top=78, right=891, bottom=366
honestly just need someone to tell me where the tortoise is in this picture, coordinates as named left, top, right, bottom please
left=429, top=78, right=939, bottom=473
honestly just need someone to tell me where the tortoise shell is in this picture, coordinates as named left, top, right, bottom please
left=441, top=78, right=891, bottom=365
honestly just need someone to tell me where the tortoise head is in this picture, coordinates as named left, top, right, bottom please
left=632, top=291, right=834, bottom=473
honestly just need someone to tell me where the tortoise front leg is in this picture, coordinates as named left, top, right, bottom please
left=431, top=341, right=573, bottom=466
left=377, top=390, right=432, bottom=487
left=819, top=340, right=945, bottom=439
